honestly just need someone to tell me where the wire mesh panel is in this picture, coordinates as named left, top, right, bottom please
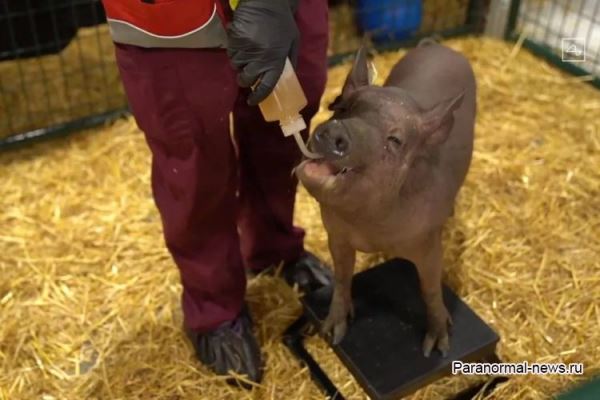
left=0, top=0, right=126, bottom=146
left=507, top=0, right=600, bottom=86
left=0, top=0, right=490, bottom=148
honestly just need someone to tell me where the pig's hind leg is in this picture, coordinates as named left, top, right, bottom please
left=407, top=229, right=453, bottom=357
left=321, top=236, right=356, bottom=345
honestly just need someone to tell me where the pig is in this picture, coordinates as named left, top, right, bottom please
left=294, top=40, right=476, bottom=357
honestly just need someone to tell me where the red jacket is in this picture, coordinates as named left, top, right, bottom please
left=101, top=0, right=231, bottom=49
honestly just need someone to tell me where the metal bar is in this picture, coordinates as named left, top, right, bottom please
left=557, top=0, right=573, bottom=45
left=69, top=1, right=94, bottom=115
left=24, top=0, right=54, bottom=124
left=0, top=79, right=15, bottom=134
left=89, top=1, right=112, bottom=110
left=466, top=0, right=492, bottom=34
left=520, top=0, right=528, bottom=17
left=585, top=0, right=600, bottom=53
left=282, top=315, right=345, bottom=400
left=48, top=0, right=74, bottom=119
left=504, top=0, right=521, bottom=40
left=0, top=108, right=128, bottom=152
left=542, top=0, right=559, bottom=49
left=1, top=0, right=35, bottom=127
left=569, top=0, right=590, bottom=73
left=533, top=0, right=545, bottom=38
left=580, top=0, right=599, bottom=77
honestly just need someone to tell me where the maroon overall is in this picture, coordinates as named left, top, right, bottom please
left=113, top=0, right=328, bottom=333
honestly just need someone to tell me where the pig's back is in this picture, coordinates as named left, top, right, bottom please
left=386, top=43, right=476, bottom=212
left=384, top=43, right=476, bottom=110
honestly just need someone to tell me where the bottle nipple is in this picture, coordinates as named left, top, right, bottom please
left=255, top=57, right=322, bottom=159
left=281, top=116, right=322, bottom=159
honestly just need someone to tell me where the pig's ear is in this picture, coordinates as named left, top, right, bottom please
left=340, top=45, right=371, bottom=100
left=418, top=91, right=464, bottom=146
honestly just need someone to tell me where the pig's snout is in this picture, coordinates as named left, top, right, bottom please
left=312, top=122, right=350, bottom=158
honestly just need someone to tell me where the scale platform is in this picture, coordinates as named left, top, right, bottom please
left=283, top=258, right=507, bottom=400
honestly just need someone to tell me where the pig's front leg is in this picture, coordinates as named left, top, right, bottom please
left=408, top=229, right=453, bottom=357
left=321, top=236, right=356, bottom=345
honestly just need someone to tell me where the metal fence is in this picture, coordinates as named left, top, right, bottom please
left=0, top=0, right=491, bottom=150
left=505, top=0, right=600, bottom=88
left=0, top=0, right=126, bottom=149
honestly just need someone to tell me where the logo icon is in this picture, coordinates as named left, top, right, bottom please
left=562, top=38, right=586, bottom=62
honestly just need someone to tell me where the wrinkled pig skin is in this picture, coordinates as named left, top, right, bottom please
left=295, top=40, right=476, bottom=357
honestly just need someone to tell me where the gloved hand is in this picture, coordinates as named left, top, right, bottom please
left=227, top=0, right=300, bottom=106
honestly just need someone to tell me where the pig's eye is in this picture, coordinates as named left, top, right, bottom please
left=387, top=136, right=403, bottom=146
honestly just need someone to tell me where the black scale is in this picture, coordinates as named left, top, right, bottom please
left=282, top=258, right=508, bottom=399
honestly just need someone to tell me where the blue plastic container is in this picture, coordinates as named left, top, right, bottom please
left=355, top=0, right=423, bottom=43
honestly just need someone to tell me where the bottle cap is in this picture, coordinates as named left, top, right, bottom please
left=281, top=116, right=306, bottom=137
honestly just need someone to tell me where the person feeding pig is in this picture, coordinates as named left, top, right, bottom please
left=99, top=0, right=332, bottom=387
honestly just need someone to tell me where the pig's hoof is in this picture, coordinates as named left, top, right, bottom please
left=423, top=315, right=453, bottom=358
left=321, top=314, right=348, bottom=345
left=422, top=332, right=450, bottom=358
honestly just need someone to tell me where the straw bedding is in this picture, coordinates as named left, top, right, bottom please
left=1, top=36, right=599, bottom=399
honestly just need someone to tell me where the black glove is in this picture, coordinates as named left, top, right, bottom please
left=227, top=0, right=300, bottom=106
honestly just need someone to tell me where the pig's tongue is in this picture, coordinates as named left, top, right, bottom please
left=304, top=160, right=339, bottom=178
